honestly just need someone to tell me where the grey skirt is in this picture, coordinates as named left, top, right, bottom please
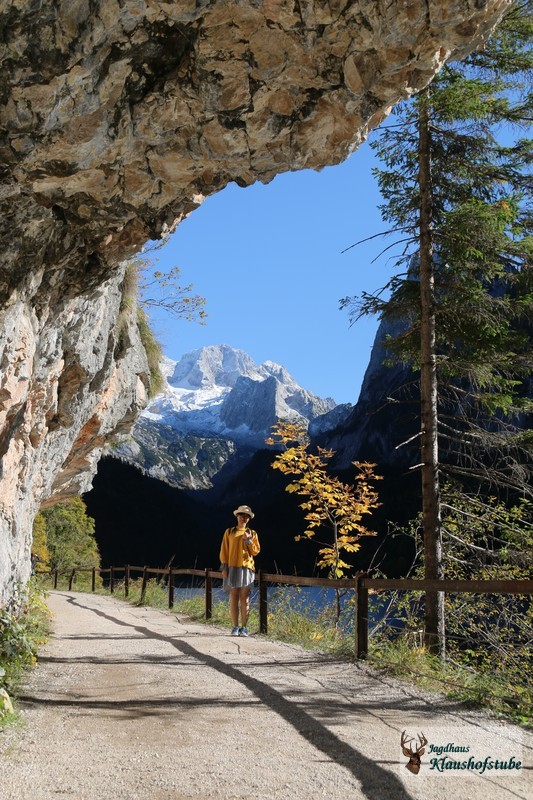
left=222, top=566, right=255, bottom=592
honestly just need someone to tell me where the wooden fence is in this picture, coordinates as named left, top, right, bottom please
left=39, top=566, right=533, bottom=659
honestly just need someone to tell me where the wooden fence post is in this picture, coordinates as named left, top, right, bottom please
left=54, top=570, right=58, bottom=589
left=354, top=573, right=369, bottom=659
left=91, top=567, right=96, bottom=592
left=125, top=565, right=130, bottom=598
left=68, top=569, right=76, bottom=591
left=140, top=566, right=148, bottom=604
left=168, top=567, right=174, bottom=609
left=110, top=567, right=115, bottom=594
left=259, top=571, right=268, bottom=634
left=205, top=569, right=213, bottom=620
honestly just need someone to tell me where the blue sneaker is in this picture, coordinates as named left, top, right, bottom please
left=238, top=626, right=249, bottom=637
left=231, top=626, right=240, bottom=636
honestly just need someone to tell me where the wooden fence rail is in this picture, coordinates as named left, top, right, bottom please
left=38, top=567, right=533, bottom=659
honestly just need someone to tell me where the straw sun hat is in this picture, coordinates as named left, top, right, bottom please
left=233, top=505, right=254, bottom=519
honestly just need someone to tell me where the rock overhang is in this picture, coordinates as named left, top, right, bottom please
left=0, top=0, right=512, bottom=605
left=1, top=0, right=511, bottom=300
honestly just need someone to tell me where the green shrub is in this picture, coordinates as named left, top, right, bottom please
left=33, top=497, right=100, bottom=573
left=0, top=582, right=51, bottom=726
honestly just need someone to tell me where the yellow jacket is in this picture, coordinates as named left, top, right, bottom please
left=219, top=527, right=260, bottom=570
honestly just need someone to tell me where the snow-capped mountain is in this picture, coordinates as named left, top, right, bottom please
left=143, top=344, right=337, bottom=443
left=114, top=344, right=350, bottom=489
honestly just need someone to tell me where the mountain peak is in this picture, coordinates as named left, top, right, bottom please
left=144, top=344, right=341, bottom=444
left=261, top=360, right=292, bottom=384
left=116, top=344, right=351, bottom=489
left=168, top=344, right=265, bottom=390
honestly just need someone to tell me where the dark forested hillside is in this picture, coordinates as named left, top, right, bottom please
left=84, top=448, right=419, bottom=578
left=84, top=456, right=320, bottom=575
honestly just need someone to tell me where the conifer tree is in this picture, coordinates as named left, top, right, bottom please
left=342, top=4, right=532, bottom=655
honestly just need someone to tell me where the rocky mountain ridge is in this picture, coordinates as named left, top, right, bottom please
left=115, top=344, right=347, bottom=488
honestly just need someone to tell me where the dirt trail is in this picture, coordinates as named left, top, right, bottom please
left=0, top=591, right=531, bottom=800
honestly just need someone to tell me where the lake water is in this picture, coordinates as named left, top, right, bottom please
left=174, top=584, right=350, bottom=611
left=173, top=584, right=384, bottom=633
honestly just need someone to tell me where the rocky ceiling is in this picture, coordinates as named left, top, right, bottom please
left=0, top=0, right=510, bottom=604
left=1, top=0, right=511, bottom=301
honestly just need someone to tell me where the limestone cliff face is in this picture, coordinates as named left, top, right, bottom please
left=0, top=0, right=510, bottom=605
left=0, top=265, right=149, bottom=606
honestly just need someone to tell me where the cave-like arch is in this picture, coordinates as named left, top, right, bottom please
left=0, top=0, right=510, bottom=603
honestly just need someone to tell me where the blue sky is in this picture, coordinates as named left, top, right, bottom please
left=142, top=140, right=393, bottom=405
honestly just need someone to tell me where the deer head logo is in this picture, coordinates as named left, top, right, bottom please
left=401, top=730, right=427, bottom=774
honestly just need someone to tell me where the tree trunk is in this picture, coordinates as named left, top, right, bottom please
left=418, top=87, right=445, bottom=658
left=332, top=520, right=341, bottom=625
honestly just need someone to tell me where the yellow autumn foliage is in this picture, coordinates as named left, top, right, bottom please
left=267, top=421, right=381, bottom=579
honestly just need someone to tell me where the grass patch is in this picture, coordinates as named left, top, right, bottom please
left=367, top=636, right=532, bottom=727
left=115, top=261, right=164, bottom=398
left=117, top=578, right=172, bottom=610
left=266, top=587, right=355, bottom=657
left=136, top=308, right=164, bottom=397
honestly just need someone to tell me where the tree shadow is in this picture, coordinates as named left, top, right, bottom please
left=58, top=594, right=416, bottom=800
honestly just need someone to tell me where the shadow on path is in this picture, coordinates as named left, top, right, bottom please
left=56, top=594, right=415, bottom=800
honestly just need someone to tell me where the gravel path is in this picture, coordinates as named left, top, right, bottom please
left=0, top=591, right=531, bottom=800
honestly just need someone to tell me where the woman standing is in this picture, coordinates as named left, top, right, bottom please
left=219, top=505, right=260, bottom=636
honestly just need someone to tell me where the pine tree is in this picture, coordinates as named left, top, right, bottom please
left=342, top=4, right=532, bottom=655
